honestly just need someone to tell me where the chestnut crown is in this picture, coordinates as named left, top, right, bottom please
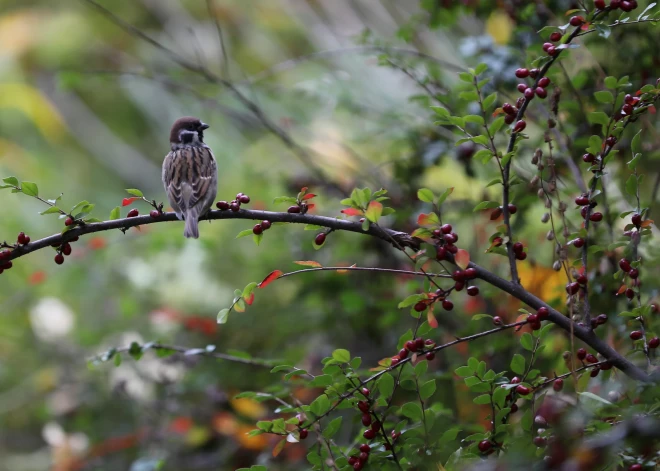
left=169, top=116, right=209, bottom=144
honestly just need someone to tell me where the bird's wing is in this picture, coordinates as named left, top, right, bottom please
left=163, top=147, right=217, bottom=211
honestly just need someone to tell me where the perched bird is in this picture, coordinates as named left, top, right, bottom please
left=162, top=117, right=217, bottom=238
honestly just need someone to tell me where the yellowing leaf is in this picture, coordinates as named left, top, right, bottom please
left=365, top=201, right=383, bottom=222
left=455, top=249, right=470, bottom=270
left=229, top=396, right=268, bottom=419
left=486, top=10, right=514, bottom=45
left=294, top=261, right=322, bottom=268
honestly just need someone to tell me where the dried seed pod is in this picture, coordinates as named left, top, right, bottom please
left=530, top=175, right=540, bottom=187
left=546, top=230, right=555, bottom=241
left=545, top=199, right=552, bottom=209
left=537, top=188, right=546, bottom=198
left=553, top=260, right=562, bottom=271
left=558, top=201, right=567, bottom=212
left=541, top=213, right=550, bottom=223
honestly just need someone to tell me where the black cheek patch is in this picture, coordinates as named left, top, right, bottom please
left=180, top=130, right=196, bottom=144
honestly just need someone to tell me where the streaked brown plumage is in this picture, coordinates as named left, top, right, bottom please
left=162, top=117, right=217, bottom=238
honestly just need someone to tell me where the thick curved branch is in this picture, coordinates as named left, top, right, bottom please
left=5, top=207, right=653, bottom=382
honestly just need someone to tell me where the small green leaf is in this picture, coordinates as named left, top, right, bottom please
left=488, top=116, right=505, bottom=135
left=473, top=201, right=500, bottom=212
left=273, top=196, right=298, bottom=204
left=471, top=314, right=493, bottom=321
left=332, top=349, right=350, bottom=363
left=378, top=373, right=395, bottom=397
left=483, top=92, right=497, bottom=110
left=420, top=379, right=436, bottom=400
left=510, top=354, right=525, bottom=375
left=365, top=201, right=383, bottom=222
left=594, top=91, right=614, bottom=104
left=417, top=188, right=435, bottom=203
left=625, top=175, right=638, bottom=197
left=21, top=181, right=38, bottom=197
left=464, top=115, right=485, bottom=126
left=437, top=187, right=454, bottom=206
left=310, top=394, right=331, bottom=416
left=604, top=76, right=618, bottom=89
left=40, top=206, right=62, bottom=215
left=474, top=63, right=488, bottom=75
left=415, top=359, right=428, bottom=377
left=253, top=233, right=263, bottom=246
left=323, top=417, right=342, bottom=439
left=114, top=352, right=122, bottom=367
left=125, top=189, right=144, bottom=197
left=401, top=402, right=423, bottom=420
left=455, top=366, right=474, bottom=377
left=631, top=130, right=642, bottom=155
left=2, top=176, right=19, bottom=187
left=217, top=308, right=230, bottom=324
left=110, top=206, right=120, bottom=220
left=577, top=392, right=613, bottom=405
left=588, top=111, right=610, bottom=127
left=520, top=333, right=534, bottom=351
left=458, top=72, right=473, bottom=82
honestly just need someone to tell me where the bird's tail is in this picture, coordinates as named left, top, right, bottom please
left=183, top=208, right=201, bottom=239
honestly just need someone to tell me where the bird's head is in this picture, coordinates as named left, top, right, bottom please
left=169, top=116, right=209, bottom=148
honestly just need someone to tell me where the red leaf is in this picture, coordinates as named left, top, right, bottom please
left=416, top=212, right=439, bottom=226
left=300, top=187, right=308, bottom=193
left=272, top=439, right=286, bottom=457
left=641, top=219, right=654, bottom=228
left=341, top=208, right=363, bottom=216
left=455, top=249, right=470, bottom=270
left=259, top=270, right=283, bottom=288
left=244, top=293, right=255, bottom=305
left=617, top=284, right=627, bottom=295
left=302, top=193, right=316, bottom=200
left=427, top=309, right=438, bottom=329
left=294, top=261, right=322, bottom=268
left=306, top=203, right=316, bottom=212
left=122, top=197, right=140, bottom=207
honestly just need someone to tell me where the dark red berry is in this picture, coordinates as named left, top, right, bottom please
left=537, top=307, right=549, bottom=319
left=542, top=42, right=553, bottom=52
left=549, top=32, right=562, bottom=42
left=229, top=202, right=240, bottom=212
left=62, top=243, right=72, bottom=256
left=425, top=352, right=435, bottom=360
left=649, top=337, right=660, bottom=348
left=586, top=354, right=598, bottom=364
left=502, top=103, right=515, bottom=115
left=631, top=213, right=642, bottom=226
left=371, top=420, right=381, bottom=431
left=127, top=209, right=139, bottom=218
left=619, top=259, right=632, bottom=272
left=566, top=282, right=580, bottom=295
left=515, top=68, right=530, bottom=78
left=572, top=238, right=585, bottom=248
left=590, top=367, right=600, bottom=377
left=577, top=348, right=587, bottom=360
left=348, top=457, right=357, bottom=466
left=553, top=379, right=564, bottom=391
left=261, top=220, right=271, bottom=230
left=360, top=444, right=370, bottom=453
left=438, top=223, right=452, bottom=234
left=436, top=246, right=447, bottom=260
left=510, top=403, right=518, bottom=413
left=239, top=195, right=250, bottom=204
left=510, top=376, right=521, bottom=384
left=464, top=268, right=477, bottom=279
left=516, top=83, right=527, bottom=93
left=414, top=301, right=427, bottom=312
left=287, top=205, right=300, bottom=213
left=478, top=440, right=492, bottom=453
left=358, top=400, right=369, bottom=413
left=442, top=300, right=454, bottom=311
left=516, top=385, right=531, bottom=396
left=533, top=436, right=547, bottom=447
left=414, top=337, right=425, bottom=351
left=582, top=153, right=595, bottom=163
left=363, top=429, right=375, bottom=440
left=361, top=414, right=372, bottom=426
left=630, top=330, right=643, bottom=340
left=629, top=268, right=639, bottom=279
left=467, top=286, right=479, bottom=296
left=529, top=68, right=540, bottom=78
left=404, top=340, right=415, bottom=352
left=576, top=274, right=588, bottom=285
left=513, top=242, right=524, bottom=253
left=527, top=313, right=540, bottom=323
left=216, top=201, right=229, bottom=210
left=398, top=348, right=408, bottom=360
left=508, top=204, right=517, bottom=214
left=589, top=212, right=603, bottom=222
left=148, top=209, right=158, bottom=218
left=314, top=233, right=326, bottom=246
left=569, top=16, right=585, bottom=26
left=575, top=195, right=590, bottom=206
left=594, top=0, right=606, bottom=9
left=361, top=388, right=370, bottom=397
left=54, top=253, right=65, bottom=265
left=493, top=316, right=502, bottom=326
left=629, top=465, right=642, bottom=471
left=353, top=461, right=364, bottom=471
left=17, top=232, right=27, bottom=244
left=606, top=136, right=617, bottom=147
left=535, top=87, right=547, bottom=98
left=626, top=288, right=635, bottom=299
left=538, top=77, right=551, bottom=88
left=299, top=429, right=308, bottom=439
left=547, top=46, right=557, bottom=56
left=524, top=88, right=535, bottom=100
left=504, top=114, right=515, bottom=125
left=490, top=207, right=502, bottom=220
left=253, top=224, right=263, bottom=235
left=516, top=252, right=527, bottom=261
left=65, top=217, right=74, bottom=226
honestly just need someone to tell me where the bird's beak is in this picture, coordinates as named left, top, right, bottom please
left=200, top=123, right=210, bottom=130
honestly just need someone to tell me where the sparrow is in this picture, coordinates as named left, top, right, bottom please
left=162, top=116, right=218, bottom=238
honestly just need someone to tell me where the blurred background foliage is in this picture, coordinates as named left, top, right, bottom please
left=1, top=0, right=659, bottom=470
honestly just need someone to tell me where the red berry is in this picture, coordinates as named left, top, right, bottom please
left=566, top=282, right=580, bottom=295
left=287, top=205, right=300, bottom=213
left=440, top=223, right=453, bottom=234
left=510, top=376, right=521, bottom=384
left=630, top=330, right=643, bottom=340
left=589, top=212, right=603, bottom=222
left=398, top=348, right=408, bottom=360
left=621, top=0, right=634, bottom=11
left=553, top=379, right=564, bottom=391
left=527, top=314, right=539, bottom=324
left=582, top=153, right=595, bottom=163
left=261, top=220, right=271, bottom=230
left=493, top=316, right=502, bottom=326
left=149, top=209, right=159, bottom=218
left=533, top=436, right=547, bottom=447
left=478, top=440, right=492, bottom=453
left=65, top=217, right=74, bottom=226
left=537, top=307, right=549, bottom=319
left=516, top=252, right=528, bottom=261
left=515, top=68, right=530, bottom=78
left=577, top=348, right=587, bottom=360
left=361, top=414, right=372, bottom=426
left=575, top=195, right=589, bottom=206
left=549, top=32, right=562, bottom=42
left=425, top=352, right=435, bottom=360
left=361, top=388, right=370, bottom=397
left=535, top=87, right=547, bottom=99
left=490, top=207, right=502, bottom=220
left=513, top=242, right=524, bottom=253
left=299, top=429, right=308, bottom=439
left=442, top=300, right=454, bottom=311
left=546, top=46, right=557, bottom=56
left=524, top=88, right=535, bottom=100
left=538, top=77, right=551, bottom=88
left=626, top=288, right=635, bottom=299
left=510, top=403, right=518, bottom=413
left=239, top=195, right=250, bottom=204
left=348, top=457, right=357, bottom=466
left=504, top=114, right=515, bottom=125
left=631, top=213, right=642, bottom=226
left=414, top=301, right=427, bottom=312
left=590, top=367, right=600, bottom=377
left=517, top=83, right=527, bottom=93
left=360, top=444, right=370, bottom=453
left=594, top=0, right=606, bottom=9
left=542, top=42, right=553, bottom=52
left=629, top=465, right=642, bottom=471
left=436, top=246, right=447, bottom=260
left=464, top=268, right=477, bottom=279
left=606, top=136, right=617, bottom=147
left=216, top=200, right=229, bottom=210
left=127, top=209, right=139, bottom=218
left=414, top=337, right=425, bottom=351
left=508, top=204, right=517, bottom=214
left=513, top=120, right=527, bottom=133
left=253, top=224, right=263, bottom=235
left=649, top=337, right=660, bottom=348
left=363, top=429, right=375, bottom=440
left=353, top=461, right=364, bottom=471
left=467, top=286, right=479, bottom=296
left=529, top=69, right=540, bottom=78
left=516, top=385, right=531, bottom=396
left=586, top=354, right=598, bottom=364
left=62, top=243, right=72, bottom=256
left=619, top=259, right=632, bottom=272
left=314, top=233, right=326, bottom=246
left=358, top=401, right=370, bottom=413
left=404, top=340, right=415, bottom=352
left=571, top=238, right=584, bottom=248
left=371, top=420, right=381, bottom=431
left=576, top=274, right=588, bottom=285
left=622, top=103, right=633, bottom=115
left=54, top=253, right=64, bottom=265
left=569, top=16, right=585, bottom=26
left=17, top=232, right=27, bottom=244
left=629, top=268, right=639, bottom=279
left=502, top=103, right=515, bottom=115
